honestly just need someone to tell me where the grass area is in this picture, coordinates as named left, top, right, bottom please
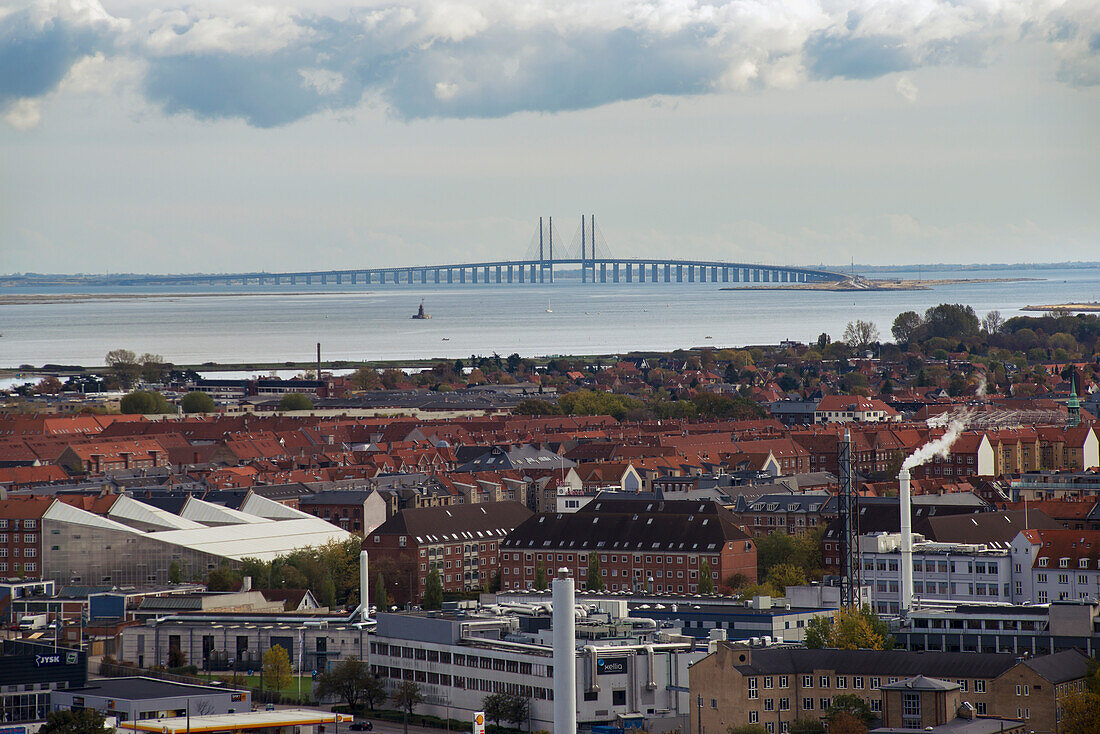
left=207, top=672, right=314, bottom=699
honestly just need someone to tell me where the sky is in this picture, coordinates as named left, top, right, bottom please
left=1, top=0, right=1098, bottom=274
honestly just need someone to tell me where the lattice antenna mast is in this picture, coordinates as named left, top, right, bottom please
left=839, top=428, right=860, bottom=607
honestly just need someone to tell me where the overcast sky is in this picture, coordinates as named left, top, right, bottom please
left=2, top=0, right=1098, bottom=273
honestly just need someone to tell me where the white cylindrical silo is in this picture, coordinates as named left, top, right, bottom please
left=899, top=468, right=913, bottom=613
left=553, top=569, right=577, bottom=734
left=359, top=550, right=370, bottom=621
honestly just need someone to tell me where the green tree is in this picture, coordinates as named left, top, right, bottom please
left=727, top=726, right=768, bottom=734
left=891, top=311, right=923, bottom=345
left=374, top=571, right=389, bottom=609
left=350, top=367, right=382, bottom=390
left=38, top=708, right=112, bottom=734
left=586, top=552, right=605, bottom=591
left=923, top=303, right=980, bottom=339
left=167, top=646, right=187, bottom=668
left=279, top=393, right=314, bottom=411
left=506, top=694, right=531, bottom=728
left=392, top=681, right=424, bottom=734
left=513, top=399, right=563, bottom=416
left=482, top=692, right=510, bottom=727
left=168, top=561, right=181, bottom=584
left=764, top=563, right=807, bottom=596
left=180, top=391, right=216, bottom=413
left=138, top=353, right=170, bottom=383
left=263, top=645, right=292, bottom=691
left=317, top=574, right=337, bottom=609
left=804, top=614, right=832, bottom=649
left=119, top=390, right=172, bottom=414
left=534, top=560, right=548, bottom=590
left=313, top=658, right=377, bottom=709
left=206, top=564, right=242, bottom=591
left=422, top=569, right=443, bottom=609
left=788, top=718, right=826, bottom=734
left=698, top=560, right=714, bottom=594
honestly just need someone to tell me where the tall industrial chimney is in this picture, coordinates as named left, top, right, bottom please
left=552, top=568, right=577, bottom=734
left=899, top=468, right=913, bottom=612
left=359, top=550, right=370, bottom=621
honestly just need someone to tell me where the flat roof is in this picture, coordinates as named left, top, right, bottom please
left=120, top=710, right=352, bottom=733
left=70, top=676, right=243, bottom=700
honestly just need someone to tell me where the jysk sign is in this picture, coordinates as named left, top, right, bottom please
left=597, top=657, right=628, bottom=675
left=34, top=654, right=62, bottom=667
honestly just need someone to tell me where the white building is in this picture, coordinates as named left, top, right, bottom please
left=369, top=607, right=703, bottom=731
left=1010, top=528, right=1100, bottom=605
left=858, top=532, right=1012, bottom=616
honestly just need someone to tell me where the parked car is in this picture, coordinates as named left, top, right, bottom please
left=349, top=723, right=373, bottom=731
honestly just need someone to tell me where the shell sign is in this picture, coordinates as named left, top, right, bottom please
left=473, top=712, right=485, bottom=734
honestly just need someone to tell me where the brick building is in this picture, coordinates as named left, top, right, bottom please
left=365, top=501, right=532, bottom=603
left=55, top=439, right=169, bottom=474
left=690, top=644, right=1088, bottom=734
left=299, top=490, right=388, bottom=534
left=0, top=497, right=52, bottom=579
left=499, top=499, right=757, bottom=593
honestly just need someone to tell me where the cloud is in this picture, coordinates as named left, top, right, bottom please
left=895, top=76, right=918, bottom=102
left=2, top=0, right=1099, bottom=129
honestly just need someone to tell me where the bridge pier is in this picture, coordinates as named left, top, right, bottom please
left=676, top=265, right=683, bottom=282
left=613, top=263, right=619, bottom=283
left=496, top=266, right=502, bottom=283
left=688, top=266, right=695, bottom=283
left=638, top=264, right=645, bottom=283
left=625, top=263, right=632, bottom=283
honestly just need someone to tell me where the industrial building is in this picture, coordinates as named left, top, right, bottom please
left=53, top=677, right=250, bottom=722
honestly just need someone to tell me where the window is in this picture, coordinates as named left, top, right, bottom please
left=764, top=699, right=774, bottom=712
left=819, top=676, right=829, bottom=688
left=749, top=712, right=758, bottom=724
left=748, top=678, right=758, bottom=699
left=802, top=675, right=813, bottom=688
left=903, top=691, right=921, bottom=722
left=975, top=680, right=986, bottom=693
left=779, top=698, right=790, bottom=711
left=819, top=698, right=831, bottom=711
left=836, top=676, right=847, bottom=689
left=779, top=675, right=789, bottom=688
left=764, top=676, right=773, bottom=689
left=854, top=677, right=864, bottom=690
left=802, top=698, right=814, bottom=711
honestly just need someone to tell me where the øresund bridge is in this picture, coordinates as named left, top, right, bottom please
left=101, top=216, right=847, bottom=287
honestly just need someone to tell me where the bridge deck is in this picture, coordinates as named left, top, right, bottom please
left=97, top=258, right=846, bottom=286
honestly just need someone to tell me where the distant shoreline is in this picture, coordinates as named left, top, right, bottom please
left=722, top=277, right=1039, bottom=292
left=1023, top=303, right=1100, bottom=312
left=0, top=292, right=333, bottom=305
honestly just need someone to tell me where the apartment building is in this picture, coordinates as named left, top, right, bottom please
left=365, top=501, right=532, bottom=602
left=499, top=499, right=757, bottom=593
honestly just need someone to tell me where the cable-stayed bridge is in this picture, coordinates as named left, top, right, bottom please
left=96, top=216, right=846, bottom=287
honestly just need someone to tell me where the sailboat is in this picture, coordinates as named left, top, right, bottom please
left=545, top=298, right=553, bottom=313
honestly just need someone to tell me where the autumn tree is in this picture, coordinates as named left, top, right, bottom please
left=263, top=645, right=292, bottom=690
left=1061, top=691, right=1100, bottom=733
left=891, top=311, right=923, bottom=345
left=804, top=606, right=891, bottom=650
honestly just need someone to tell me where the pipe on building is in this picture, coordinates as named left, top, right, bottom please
left=900, top=468, right=914, bottom=613
left=553, top=569, right=577, bottom=734
left=644, top=645, right=657, bottom=690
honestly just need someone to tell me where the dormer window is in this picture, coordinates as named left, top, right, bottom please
left=1060, top=558, right=1070, bottom=568
left=1038, top=558, right=1049, bottom=567
left=1080, top=559, right=1090, bottom=569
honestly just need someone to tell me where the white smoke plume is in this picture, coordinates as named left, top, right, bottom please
left=902, top=410, right=971, bottom=470
left=975, top=374, right=987, bottom=397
